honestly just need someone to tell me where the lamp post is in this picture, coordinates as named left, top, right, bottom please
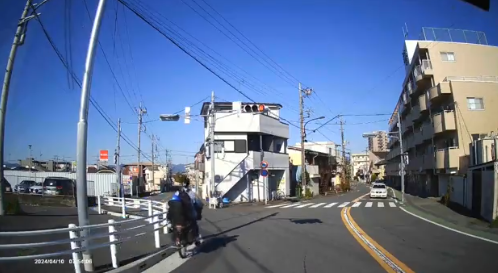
left=301, top=115, right=325, bottom=195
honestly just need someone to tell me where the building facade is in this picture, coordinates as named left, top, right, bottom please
left=351, top=153, right=369, bottom=178
left=385, top=28, right=498, bottom=197
left=367, top=131, right=389, bottom=152
left=200, top=101, right=290, bottom=202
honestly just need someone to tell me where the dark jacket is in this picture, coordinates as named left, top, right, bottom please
left=167, top=191, right=195, bottom=226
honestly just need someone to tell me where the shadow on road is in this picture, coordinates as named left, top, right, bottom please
left=198, top=235, right=239, bottom=254
left=204, top=212, right=278, bottom=239
left=289, top=218, right=323, bottom=224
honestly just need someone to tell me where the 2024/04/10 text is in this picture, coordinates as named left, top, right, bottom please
left=34, top=258, right=92, bottom=264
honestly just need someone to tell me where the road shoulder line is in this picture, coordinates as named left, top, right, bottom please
left=399, top=206, right=498, bottom=245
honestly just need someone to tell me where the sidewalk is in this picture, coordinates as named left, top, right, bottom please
left=388, top=187, right=498, bottom=241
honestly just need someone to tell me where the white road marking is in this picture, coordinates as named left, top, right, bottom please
left=338, top=202, right=350, bottom=208
left=281, top=203, right=302, bottom=208
left=266, top=204, right=289, bottom=208
left=324, top=202, right=338, bottom=208
left=295, top=203, right=314, bottom=208
left=309, top=203, right=326, bottom=208
left=145, top=245, right=196, bottom=273
left=389, top=202, right=397, bottom=207
left=378, top=202, right=385, bottom=208
left=352, top=202, right=362, bottom=207
left=365, top=202, right=373, bottom=207
left=400, top=206, right=498, bottom=245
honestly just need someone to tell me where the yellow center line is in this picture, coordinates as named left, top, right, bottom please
left=341, top=194, right=415, bottom=273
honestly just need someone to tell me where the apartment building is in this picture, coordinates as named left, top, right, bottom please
left=201, top=101, right=290, bottom=202
left=385, top=27, right=498, bottom=197
left=351, top=153, right=369, bottom=178
left=367, top=131, right=389, bottom=152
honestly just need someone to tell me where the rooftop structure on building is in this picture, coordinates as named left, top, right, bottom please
left=385, top=27, right=498, bottom=198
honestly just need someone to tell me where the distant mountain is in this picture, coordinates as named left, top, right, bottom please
left=171, top=164, right=186, bottom=173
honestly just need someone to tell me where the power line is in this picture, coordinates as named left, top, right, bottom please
left=32, top=9, right=152, bottom=162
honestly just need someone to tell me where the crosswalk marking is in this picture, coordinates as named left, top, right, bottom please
left=265, top=201, right=397, bottom=209
left=281, top=203, right=302, bottom=208
left=338, top=202, right=350, bottom=208
left=310, top=203, right=326, bottom=208
left=324, top=202, right=338, bottom=208
left=266, top=204, right=287, bottom=208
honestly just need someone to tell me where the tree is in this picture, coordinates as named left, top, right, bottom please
left=174, top=173, right=189, bottom=184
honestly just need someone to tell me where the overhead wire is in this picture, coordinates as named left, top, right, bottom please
left=30, top=5, right=152, bottom=162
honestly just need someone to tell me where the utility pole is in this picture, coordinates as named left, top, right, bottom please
left=209, top=91, right=216, bottom=201
left=28, top=145, right=32, bottom=172
left=397, top=112, right=405, bottom=203
left=299, top=83, right=306, bottom=196
left=151, top=134, right=155, bottom=191
left=340, top=117, right=347, bottom=185
left=115, top=118, right=124, bottom=217
left=137, top=102, right=147, bottom=182
left=0, top=0, right=35, bottom=216
left=75, top=0, right=107, bottom=270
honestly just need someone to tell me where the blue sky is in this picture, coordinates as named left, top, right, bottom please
left=1, top=0, right=496, bottom=165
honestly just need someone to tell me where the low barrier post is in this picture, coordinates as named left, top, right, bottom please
left=162, top=203, right=168, bottom=234
left=108, top=219, right=119, bottom=269
left=97, top=196, right=102, bottom=214
left=121, top=197, right=126, bottom=219
left=148, top=200, right=153, bottom=223
left=68, top=224, right=82, bottom=273
left=153, top=215, right=160, bottom=248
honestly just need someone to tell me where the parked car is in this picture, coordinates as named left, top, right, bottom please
left=43, top=177, right=75, bottom=196
left=14, top=180, right=36, bottom=193
left=1, top=177, right=12, bottom=193
left=370, top=182, right=387, bottom=199
left=30, top=182, right=43, bottom=194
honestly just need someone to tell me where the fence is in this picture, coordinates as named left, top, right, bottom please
left=4, top=170, right=125, bottom=196
left=0, top=196, right=171, bottom=273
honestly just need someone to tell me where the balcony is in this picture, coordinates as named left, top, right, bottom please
left=435, top=147, right=460, bottom=169
left=432, top=110, right=456, bottom=134
left=249, top=151, right=289, bottom=170
left=429, top=83, right=451, bottom=101
left=418, top=94, right=427, bottom=112
left=403, top=92, right=410, bottom=105
left=414, top=60, right=433, bottom=82
left=215, top=112, right=289, bottom=138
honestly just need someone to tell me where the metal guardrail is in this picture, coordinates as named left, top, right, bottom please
left=0, top=196, right=171, bottom=273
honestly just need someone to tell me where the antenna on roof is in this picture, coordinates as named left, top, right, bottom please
left=402, top=23, right=409, bottom=39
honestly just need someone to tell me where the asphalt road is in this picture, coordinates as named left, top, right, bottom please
left=153, top=185, right=498, bottom=273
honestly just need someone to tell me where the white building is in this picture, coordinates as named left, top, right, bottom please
left=351, top=153, right=370, bottom=177
left=201, top=101, right=290, bottom=202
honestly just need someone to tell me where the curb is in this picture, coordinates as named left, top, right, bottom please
left=106, top=246, right=177, bottom=273
left=399, top=205, right=498, bottom=245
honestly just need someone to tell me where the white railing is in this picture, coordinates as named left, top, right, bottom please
left=0, top=196, right=171, bottom=273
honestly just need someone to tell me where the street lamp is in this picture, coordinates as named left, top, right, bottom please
left=304, top=116, right=325, bottom=141
left=159, top=114, right=180, bottom=122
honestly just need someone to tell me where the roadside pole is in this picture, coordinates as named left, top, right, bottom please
left=115, top=118, right=124, bottom=218
left=0, top=0, right=33, bottom=216
left=209, top=91, right=216, bottom=203
left=397, top=112, right=405, bottom=203
left=76, top=0, right=107, bottom=270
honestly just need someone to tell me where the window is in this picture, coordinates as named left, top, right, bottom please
left=440, top=52, right=455, bottom=62
left=234, top=140, right=246, bottom=153
left=467, top=97, right=484, bottom=110
left=214, top=141, right=224, bottom=153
